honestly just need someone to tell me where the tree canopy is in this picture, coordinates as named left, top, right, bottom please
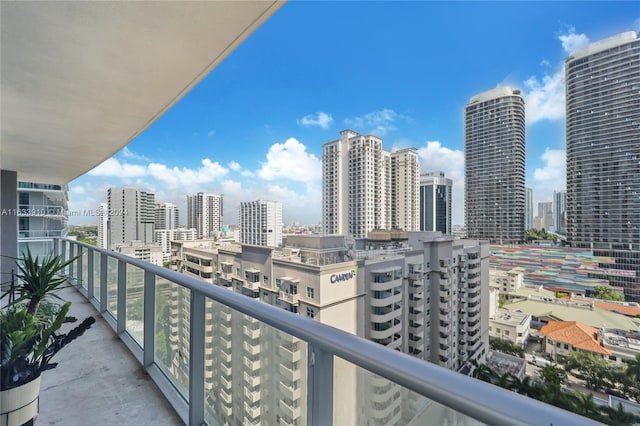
left=593, top=285, right=625, bottom=301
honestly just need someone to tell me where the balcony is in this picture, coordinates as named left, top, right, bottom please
left=279, top=363, right=302, bottom=382
left=279, top=291, right=300, bottom=304
left=243, top=325, right=261, bottom=339
left=279, top=399, right=302, bottom=419
left=279, top=343, right=302, bottom=362
left=244, top=371, right=260, bottom=387
left=40, top=238, right=593, bottom=426
left=280, top=381, right=302, bottom=400
left=244, top=402, right=260, bottom=419
left=244, top=357, right=261, bottom=371
left=243, top=280, right=261, bottom=291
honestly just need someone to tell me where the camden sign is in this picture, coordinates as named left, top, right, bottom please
left=330, top=267, right=358, bottom=284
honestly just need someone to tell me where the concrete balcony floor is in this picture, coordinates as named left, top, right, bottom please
left=37, top=287, right=182, bottom=425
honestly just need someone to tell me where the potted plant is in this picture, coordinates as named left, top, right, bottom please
left=1, top=248, right=95, bottom=425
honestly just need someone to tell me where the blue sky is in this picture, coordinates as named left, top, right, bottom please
left=69, top=1, right=640, bottom=226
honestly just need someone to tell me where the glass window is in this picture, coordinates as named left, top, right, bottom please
left=307, top=287, right=315, bottom=299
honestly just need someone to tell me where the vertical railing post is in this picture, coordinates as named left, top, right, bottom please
left=100, top=253, right=108, bottom=313
left=143, top=271, right=156, bottom=367
left=117, top=260, right=126, bottom=334
left=87, top=248, right=94, bottom=299
left=60, top=239, right=67, bottom=263
left=53, top=237, right=59, bottom=258
left=68, top=243, right=75, bottom=279
left=189, top=290, right=205, bottom=426
left=307, top=344, right=333, bottom=426
left=77, top=246, right=83, bottom=289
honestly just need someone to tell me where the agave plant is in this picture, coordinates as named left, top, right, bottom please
left=2, top=247, right=81, bottom=315
left=0, top=247, right=95, bottom=391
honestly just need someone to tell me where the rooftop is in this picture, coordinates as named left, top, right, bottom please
left=490, top=308, right=530, bottom=326
left=540, top=321, right=611, bottom=355
left=505, top=298, right=640, bottom=331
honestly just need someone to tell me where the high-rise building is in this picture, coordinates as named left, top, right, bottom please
left=171, top=231, right=489, bottom=425
left=155, top=228, right=197, bottom=262
left=419, top=171, right=453, bottom=235
left=97, top=202, right=108, bottom=249
left=565, top=31, right=640, bottom=301
left=525, top=187, right=533, bottom=230
left=186, top=192, right=223, bottom=239
left=464, top=87, right=526, bottom=243
left=16, top=181, right=68, bottom=258
left=154, top=202, right=179, bottom=230
left=322, top=130, right=419, bottom=238
left=538, top=201, right=553, bottom=231
left=390, top=149, right=421, bottom=232
left=239, top=200, right=283, bottom=248
left=107, top=187, right=155, bottom=249
left=553, top=190, right=567, bottom=235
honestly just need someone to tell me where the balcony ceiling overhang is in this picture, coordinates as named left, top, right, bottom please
left=1, top=1, right=284, bottom=184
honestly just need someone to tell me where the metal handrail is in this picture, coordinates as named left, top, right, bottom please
left=60, top=238, right=596, bottom=425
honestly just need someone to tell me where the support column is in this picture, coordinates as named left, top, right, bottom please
left=0, top=170, right=18, bottom=290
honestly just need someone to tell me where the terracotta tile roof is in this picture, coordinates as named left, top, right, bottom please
left=593, top=301, right=640, bottom=317
left=540, top=321, right=611, bottom=355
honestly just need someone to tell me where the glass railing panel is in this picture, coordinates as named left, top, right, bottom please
left=203, top=306, right=308, bottom=426
left=93, top=250, right=101, bottom=302
left=333, top=357, right=484, bottom=426
left=155, top=276, right=190, bottom=398
left=106, top=257, right=118, bottom=317
left=125, top=264, right=145, bottom=345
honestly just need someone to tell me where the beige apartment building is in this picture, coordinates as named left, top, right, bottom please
left=322, top=130, right=420, bottom=238
left=168, top=231, right=489, bottom=425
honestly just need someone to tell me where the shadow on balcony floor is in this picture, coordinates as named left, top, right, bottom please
left=37, top=287, right=182, bottom=425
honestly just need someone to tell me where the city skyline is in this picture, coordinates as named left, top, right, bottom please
left=66, top=2, right=639, bottom=226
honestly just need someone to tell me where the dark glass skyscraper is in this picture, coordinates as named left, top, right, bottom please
left=565, top=31, right=640, bottom=301
left=464, top=87, right=526, bottom=243
left=419, top=171, right=452, bottom=234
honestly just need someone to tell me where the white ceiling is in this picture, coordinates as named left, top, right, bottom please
left=1, top=1, right=284, bottom=184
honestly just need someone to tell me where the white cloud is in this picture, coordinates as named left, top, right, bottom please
left=228, top=161, right=241, bottom=171
left=257, top=138, right=321, bottom=182
left=539, top=59, right=551, bottom=68
left=70, top=185, right=85, bottom=195
left=344, top=108, right=405, bottom=136
left=121, top=147, right=150, bottom=162
left=533, top=148, right=566, bottom=183
left=297, top=112, right=333, bottom=129
left=523, top=69, right=565, bottom=124
left=417, top=141, right=465, bottom=226
left=208, top=130, right=216, bottom=138
left=88, top=158, right=147, bottom=177
left=147, top=158, right=228, bottom=188
left=531, top=148, right=566, bottom=204
left=558, top=26, right=590, bottom=55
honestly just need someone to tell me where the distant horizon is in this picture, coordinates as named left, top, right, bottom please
left=66, top=2, right=639, bottom=227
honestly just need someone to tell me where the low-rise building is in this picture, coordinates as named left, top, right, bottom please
left=505, top=297, right=640, bottom=332
left=115, top=240, right=163, bottom=266
left=489, top=309, right=531, bottom=346
left=490, top=268, right=524, bottom=293
left=540, top=321, right=611, bottom=363
left=597, top=328, right=640, bottom=362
